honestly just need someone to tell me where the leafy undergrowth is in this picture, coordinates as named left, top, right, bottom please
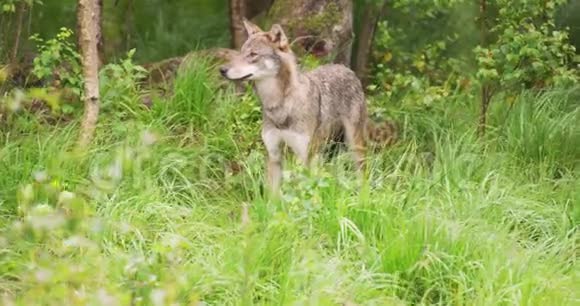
left=0, top=63, right=578, bottom=305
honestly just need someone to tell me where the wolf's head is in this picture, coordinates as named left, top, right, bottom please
left=220, top=19, right=292, bottom=81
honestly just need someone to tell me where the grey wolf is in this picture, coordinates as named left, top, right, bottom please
left=220, top=19, right=396, bottom=194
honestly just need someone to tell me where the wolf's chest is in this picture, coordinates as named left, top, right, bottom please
left=263, top=104, right=294, bottom=129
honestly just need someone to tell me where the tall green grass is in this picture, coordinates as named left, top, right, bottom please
left=0, top=62, right=578, bottom=305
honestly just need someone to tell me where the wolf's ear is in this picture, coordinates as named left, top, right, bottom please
left=243, top=18, right=263, bottom=36
left=268, top=24, right=289, bottom=51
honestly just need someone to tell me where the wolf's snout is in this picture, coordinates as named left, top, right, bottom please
left=219, top=67, right=228, bottom=77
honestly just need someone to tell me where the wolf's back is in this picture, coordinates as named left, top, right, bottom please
left=306, top=64, right=398, bottom=146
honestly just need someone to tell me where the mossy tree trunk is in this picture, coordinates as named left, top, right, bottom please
left=264, top=0, right=354, bottom=66
left=246, top=0, right=274, bottom=19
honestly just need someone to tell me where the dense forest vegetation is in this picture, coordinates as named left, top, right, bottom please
left=0, top=0, right=579, bottom=305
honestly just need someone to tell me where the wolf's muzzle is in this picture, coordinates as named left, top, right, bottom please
left=220, top=67, right=253, bottom=81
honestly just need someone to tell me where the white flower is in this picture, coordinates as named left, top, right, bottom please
left=58, top=191, right=75, bottom=204
left=150, top=289, right=166, bottom=306
left=34, top=268, right=53, bottom=283
left=33, top=170, right=49, bottom=183
left=141, top=130, right=158, bottom=146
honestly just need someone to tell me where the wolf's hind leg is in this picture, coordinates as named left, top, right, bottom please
left=342, top=119, right=366, bottom=172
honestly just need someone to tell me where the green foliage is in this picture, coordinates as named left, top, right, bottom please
left=2, top=38, right=149, bottom=120
left=371, top=0, right=579, bottom=108
left=370, top=0, right=475, bottom=106
left=475, top=0, right=578, bottom=93
left=0, top=0, right=40, bottom=13
left=99, top=49, right=149, bottom=120
left=300, top=53, right=325, bottom=70
left=1, top=0, right=17, bottom=13
left=153, top=57, right=220, bottom=127
left=30, top=27, right=83, bottom=97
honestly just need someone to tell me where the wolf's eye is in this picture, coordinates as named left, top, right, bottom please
left=248, top=52, right=259, bottom=63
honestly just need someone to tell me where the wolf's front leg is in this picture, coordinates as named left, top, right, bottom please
left=262, top=129, right=283, bottom=196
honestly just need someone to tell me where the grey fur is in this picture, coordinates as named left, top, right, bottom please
left=220, top=20, right=371, bottom=195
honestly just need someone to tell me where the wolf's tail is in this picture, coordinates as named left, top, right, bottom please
left=365, top=119, right=398, bottom=146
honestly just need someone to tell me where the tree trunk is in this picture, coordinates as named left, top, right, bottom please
left=10, top=1, right=27, bottom=66
left=97, top=0, right=104, bottom=66
left=478, top=0, right=490, bottom=137
left=354, top=0, right=387, bottom=85
left=76, top=0, right=103, bottom=67
left=478, top=86, right=491, bottom=137
left=265, top=0, right=354, bottom=66
left=123, top=0, right=134, bottom=53
left=229, top=0, right=247, bottom=49
left=77, top=0, right=102, bottom=148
